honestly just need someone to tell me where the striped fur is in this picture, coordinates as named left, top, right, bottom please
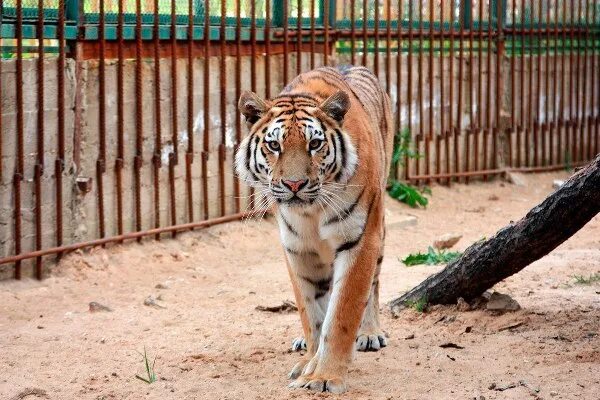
left=236, top=66, right=393, bottom=394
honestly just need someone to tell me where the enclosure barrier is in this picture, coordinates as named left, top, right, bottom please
left=1, top=0, right=599, bottom=279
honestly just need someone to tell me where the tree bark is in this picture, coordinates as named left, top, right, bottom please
left=389, top=154, right=600, bottom=315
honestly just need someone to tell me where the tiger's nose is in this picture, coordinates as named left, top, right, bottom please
left=282, top=179, right=308, bottom=193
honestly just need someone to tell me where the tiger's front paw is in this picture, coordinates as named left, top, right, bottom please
left=289, top=375, right=347, bottom=394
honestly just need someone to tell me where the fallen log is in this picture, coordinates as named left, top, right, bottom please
left=389, top=154, right=600, bottom=315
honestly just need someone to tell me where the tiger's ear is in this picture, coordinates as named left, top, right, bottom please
left=319, top=90, right=350, bottom=123
left=239, top=91, right=270, bottom=128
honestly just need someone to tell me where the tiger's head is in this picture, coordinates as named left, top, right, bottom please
left=235, top=91, right=358, bottom=208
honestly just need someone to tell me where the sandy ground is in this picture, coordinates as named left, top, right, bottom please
left=1, top=172, right=599, bottom=400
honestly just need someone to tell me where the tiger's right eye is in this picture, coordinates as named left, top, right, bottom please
left=266, top=141, right=281, bottom=152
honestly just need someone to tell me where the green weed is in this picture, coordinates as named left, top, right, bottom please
left=135, top=347, right=157, bottom=384
left=572, top=273, right=600, bottom=285
left=405, top=297, right=428, bottom=313
left=401, top=246, right=462, bottom=266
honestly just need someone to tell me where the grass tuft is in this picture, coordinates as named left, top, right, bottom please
left=405, top=297, right=428, bottom=313
left=401, top=246, right=462, bottom=266
left=135, top=347, right=157, bottom=384
left=572, top=273, right=600, bottom=285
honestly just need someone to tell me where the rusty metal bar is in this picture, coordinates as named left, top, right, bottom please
left=283, top=0, right=289, bottom=82
left=219, top=0, right=227, bottom=218
left=310, top=0, right=316, bottom=68
left=592, top=0, right=598, bottom=157
left=202, top=0, right=211, bottom=220
left=427, top=0, right=433, bottom=183
left=234, top=0, right=242, bottom=213
left=186, top=0, right=195, bottom=221
left=559, top=0, right=567, bottom=165
left=454, top=0, right=463, bottom=181
left=116, top=0, right=125, bottom=237
left=14, top=0, right=24, bottom=279
left=581, top=0, right=589, bottom=161
left=97, top=0, right=107, bottom=242
left=363, top=0, right=368, bottom=66
left=567, top=0, right=575, bottom=163
left=152, top=0, right=162, bottom=240
left=416, top=0, right=423, bottom=183
left=466, top=0, right=475, bottom=183
left=440, top=0, right=447, bottom=184
left=56, top=0, right=66, bottom=257
left=35, top=0, right=46, bottom=278
left=385, top=0, right=391, bottom=93
left=484, top=0, right=493, bottom=178
left=324, top=0, right=330, bottom=65
left=265, top=0, right=272, bottom=97
left=406, top=0, right=413, bottom=181
left=574, top=0, right=582, bottom=162
left=545, top=0, right=552, bottom=166
left=475, top=0, right=483, bottom=176
left=134, top=0, right=144, bottom=241
left=0, top=211, right=265, bottom=267
left=373, top=0, right=379, bottom=76
left=297, top=0, right=303, bottom=73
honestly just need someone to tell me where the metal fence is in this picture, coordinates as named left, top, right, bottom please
left=0, top=0, right=599, bottom=279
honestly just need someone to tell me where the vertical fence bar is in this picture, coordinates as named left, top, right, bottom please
left=568, top=0, right=575, bottom=163
left=266, top=0, right=272, bottom=97
left=363, top=0, right=368, bottom=66
left=116, top=0, right=125, bottom=237
left=219, top=0, right=227, bottom=217
left=385, top=0, right=391, bottom=93
left=475, top=0, right=483, bottom=175
left=532, top=0, right=541, bottom=167
left=169, top=0, right=179, bottom=235
left=495, top=0, right=504, bottom=171
left=560, top=0, right=567, bottom=165
left=14, top=0, right=24, bottom=279
left=448, top=0, right=456, bottom=183
left=374, top=0, right=380, bottom=76
left=324, top=0, right=330, bottom=65
left=440, top=0, right=447, bottom=183
left=311, top=0, right=316, bottom=68
left=297, top=0, right=303, bottom=74
left=35, top=0, right=46, bottom=278
left=234, top=0, right=242, bottom=213
left=574, top=0, right=582, bottom=162
left=581, top=0, right=589, bottom=160
left=186, top=0, right=196, bottom=220
left=0, top=4, right=2, bottom=185
left=56, top=0, right=66, bottom=255
left=397, top=0, right=404, bottom=180
left=456, top=0, right=465, bottom=180
left=406, top=0, right=413, bottom=181
left=466, top=0, right=474, bottom=182
left=350, top=0, right=356, bottom=65
left=284, top=0, right=289, bottom=82
left=98, top=0, right=107, bottom=241
left=202, top=0, right=210, bottom=220
left=152, top=0, right=162, bottom=240
left=417, top=0, right=424, bottom=183
left=551, top=0, right=559, bottom=166
left=545, top=0, right=552, bottom=165
left=484, top=0, right=492, bottom=177
left=134, top=0, right=144, bottom=239
left=510, top=0, right=516, bottom=167
left=591, top=0, right=598, bottom=157
left=429, top=0, right=436, bottom=183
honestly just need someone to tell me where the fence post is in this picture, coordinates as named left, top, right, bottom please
left=495, top=0, right=511, bottom=170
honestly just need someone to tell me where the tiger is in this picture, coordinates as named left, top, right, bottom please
left=235, top=65, right=393, bottom=394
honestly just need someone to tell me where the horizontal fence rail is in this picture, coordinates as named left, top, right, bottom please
left=1, top=0, right=599, bottom=279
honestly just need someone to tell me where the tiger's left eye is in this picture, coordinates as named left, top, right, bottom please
left=309, top=139, right=322, bottom=151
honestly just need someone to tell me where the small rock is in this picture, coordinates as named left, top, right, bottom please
left=486, top=292, right=521, bottom=312
left=465, top=326, right=472, bottom=333
left=144, top=295, right=166, bottom=309
left=552, top=180, right=564, bottom=189
left=37, top=325, right=44, bottom=329
left=89, top=301, right=113, bottom=313
left=507, top=171, right=527, bottom=186
left=155, top=283, right=169, bottom=289
left=433, top=233, right=462, bottom=249
left=550, top=391, right=558, bottom=397
left=457, top=297, right=471, bottom=312
left=488, top=194, right=499, bottom=201
left=404, top=333, right=415, bottom=340
left=170, top=252, right=184, bottom=262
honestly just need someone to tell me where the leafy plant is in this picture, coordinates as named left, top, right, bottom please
left=401, top=246, right=462, bottom=266
left=388, top=128, right=431, bottom=208
left=572, top=273, right=600, bottom=285
left=135, top=347, right=157, bottom=384
left=405, top=297, right=428, bottom=313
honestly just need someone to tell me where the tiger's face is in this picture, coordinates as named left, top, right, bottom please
left=235, top=91, right=358, bottom=207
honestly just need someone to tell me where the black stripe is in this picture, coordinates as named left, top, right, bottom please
left=286, top=247, right=319, bottom=257
left=377, top=255, right=384, bottom=265
left=281, top=215, right=299, bottom=236
left=324, top=188, right=364, bottom=225
left=300, top=276, right=331, bottom=292
left=336, top=237, right=362, bottom=254
left=334, top=130, right=347, bottom=182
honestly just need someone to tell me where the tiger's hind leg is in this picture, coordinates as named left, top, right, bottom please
left=355, top=256, right=387, bottom=351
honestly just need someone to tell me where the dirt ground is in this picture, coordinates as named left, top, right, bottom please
left=1, top=172, right=599, bottom=400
